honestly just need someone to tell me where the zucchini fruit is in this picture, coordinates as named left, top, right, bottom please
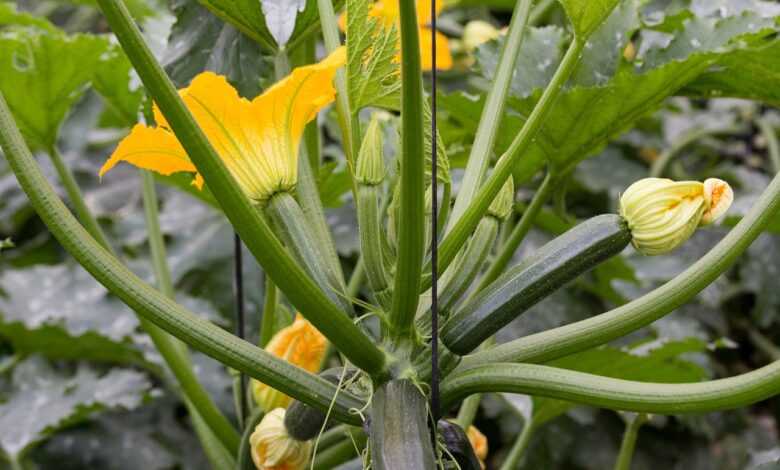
left=370, top=380, right=436, bottom=470
left=284, top=368, right=359, bottom=441
left=438, top=420, right=483, bottom=470
left=442, top=214, right=631, bottom=354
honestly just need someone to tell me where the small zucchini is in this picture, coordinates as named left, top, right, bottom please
left=284, top=368, right=358, bottom=441
left=442, top=214, right=631, bottom=354
left=438, top=420, right=483, bottom=470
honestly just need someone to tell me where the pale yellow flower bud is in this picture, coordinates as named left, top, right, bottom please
left=487, top=177, right=515, bottom=220
left=252, top=314, right=327, bottom=411
left=356, top=115, right=385, bottom=186
left=462, top=20, right=501, bottom=51
left=619, top=177, right=733, bottom=255
left=250, top=408, right=312, bottom=470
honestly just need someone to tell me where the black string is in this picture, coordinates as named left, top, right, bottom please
left=430, top=0, right=440, bottom=426
left=233, top=232, right=247, bottom=423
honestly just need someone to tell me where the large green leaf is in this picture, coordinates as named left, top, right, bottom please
left=0, top=2, right=57, bottom=32
left=557, top=0, right=620, bottom=38
left=0, top=356, right=149, bottom=460
left=199, top=0, right=345, bottom=52
left=92, top=44, right=144, bottom=127
left=0, top=29, right=108, bottom=149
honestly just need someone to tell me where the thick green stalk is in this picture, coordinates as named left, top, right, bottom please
left=498, top=418, right=538, bottom=470
left=264, top=192, right=353, bottom=315
left=447, top=0, right=534, bottom=233
left=455, top=394, right=482, bottom=430
left=477, top=172, right=555, bottom=291
left=0, top=92, right=365, bottom=425
left=614, top=413, right=648, bottom=470
left=95, top=0, right=385, bottom=376
left=47, top=146, right=111, bottom=250
left=649, top=125, right=744, bottom=177
left=757, top=118, right=780, bottom=174
left=463, top=168, right=780, bottom=367
left=260, top=275, right=277, bottom=347
left=357, top=185, right=392, bottom=307
left=141, top=171, right=174, bottom=297
left=317, top=0, right=358, bottom=167
left=440, top=361, right=780, bottom=414
left=389, top=0, right=426, bottom=341
left=436, top=39, right=585, bottom=279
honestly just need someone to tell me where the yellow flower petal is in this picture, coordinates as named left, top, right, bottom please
left=419, top=28, right=453, bottom=71
left=99, top=124, right=203, bottom=189
left=102, top=50, right=344, bottom=202
left=252, top=314, right=328, bottom=411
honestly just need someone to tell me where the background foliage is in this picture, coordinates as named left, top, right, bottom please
left=0, top=0, right=779, bottom=468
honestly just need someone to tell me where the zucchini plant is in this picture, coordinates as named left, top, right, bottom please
left=0, top=0, right=779, bottom=469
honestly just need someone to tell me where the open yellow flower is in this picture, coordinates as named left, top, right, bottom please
left=342, top=0, right=452, bottom=71
left=100, top=48, right=346, bottom=203
left=252, top=314, right=328, bottom=411
left=466, top=425, right=488, bottom=468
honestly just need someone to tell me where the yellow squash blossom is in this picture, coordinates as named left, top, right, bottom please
left=252, top=314, right=328, bottom=411
left=250, top=408, right=312, bottom=470
left=342, top=0, right=453, bottom=71
left=100, top=48, right=346, bottom=203
left=620, top=177, right=733, bottom=255
left=466, top=425, right=488, bottom=468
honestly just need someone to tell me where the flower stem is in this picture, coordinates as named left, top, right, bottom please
left=614, top=413, right=648, bottom=470
left=47, top=146, right=111, bottom=250
left=0, top=91, right=366, bottom=425
left=94, top=0, right=385, bottom=376
left=388, top=0, right=427, bottom=343
left=455, top=393, right=482, bottom=429
left=141, top=171, right=174, bottom=297
left=499, top=418, right=538, bottom=470
left=260, top=274, right=278, bottom=347
left=190, top=402, right=238, bottom=469
left=435, top=38, right=585, bottom=282
left=477, top=172, right=556, bottom=291
left=447, top=0, right=534, bottom=233
left=440, top=360, right=780, bottom=414
left=757, top=118, right=780, bottom=174
left=463, top=167, right=780, bottom=366
left=357, top=184, right=392, bottom=308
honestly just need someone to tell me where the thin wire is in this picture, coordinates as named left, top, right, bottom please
left=233, top=232, right=247, bottom=423
left=430, top=0, right=440, bottom=426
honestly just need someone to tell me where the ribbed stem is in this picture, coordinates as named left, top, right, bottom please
left=389, top=0, right=426, bottom=342
left=190, top=404, right=237, bottom=469
left=477, top=172, right=556, bottom=290
left=757, top=118, right=780, bottom=174
left=435, top=39, right=585, bottom=280
left=649, top=125, right=744, bottom=177
left=463, top=169, right=780, bottom=366
left=47, top=146, right=111, bottom=250
left=455, top=394, right=481, bottom=429
left=0, top=92, right=365, bottom=425
left=440, top=362, right=780, bottom=414
left=95, top=0, right=385, bottom=376
left=447, top=0, right=534, bottom=233
left=357, top=184, right=392, bottom=308
left=264, top=191, right=353, bottom=315
left=498, top=418, right=537, bottom=470
left=260, top=275, right=277, bottom=347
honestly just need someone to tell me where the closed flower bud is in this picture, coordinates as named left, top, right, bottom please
left=462, top=20, right=501, bottom=51
left=356, top=116, right=386, bottom=185
left=252, top=314, right=327, bottom=411
left=250, top=408, right=312, bottom=470
left=619, top=177, right=733, bottom=255
left=487, top=177, right=515, bottom=220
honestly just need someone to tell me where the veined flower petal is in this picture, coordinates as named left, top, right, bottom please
left=252, top=314, right=328, bottom=411
left=101, top=49, right=345, bottom=202
left=419, top=28, right=453, bottom=70
left=99, top=124, right=203, bottom=189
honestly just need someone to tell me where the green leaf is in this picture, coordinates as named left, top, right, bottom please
left=0, top=29, right=108, bottom=149
left=0, top=2, right=57, bottom=32
left=0, top=237, right=13, bottom=251
left=0, top=355, right=149, bottom=460
left=347, top=0, right=401, bottom=112
left=557, top=0, right=620, bottom=38
left=92, top=44, right=144, bottom=127
left=200, top=0, right=345, bottom=52
left=164, top=0, right=270, bottom=99
left=0, top=264, right=146, bottom=364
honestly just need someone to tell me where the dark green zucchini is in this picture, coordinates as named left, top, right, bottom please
left=284, top=368, right=358, bottom=441
left=437, top=420, right=483, bottom=470
left=442, top=214, right=631, bottom=354
left=370, top=380, right=436, bottom=470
